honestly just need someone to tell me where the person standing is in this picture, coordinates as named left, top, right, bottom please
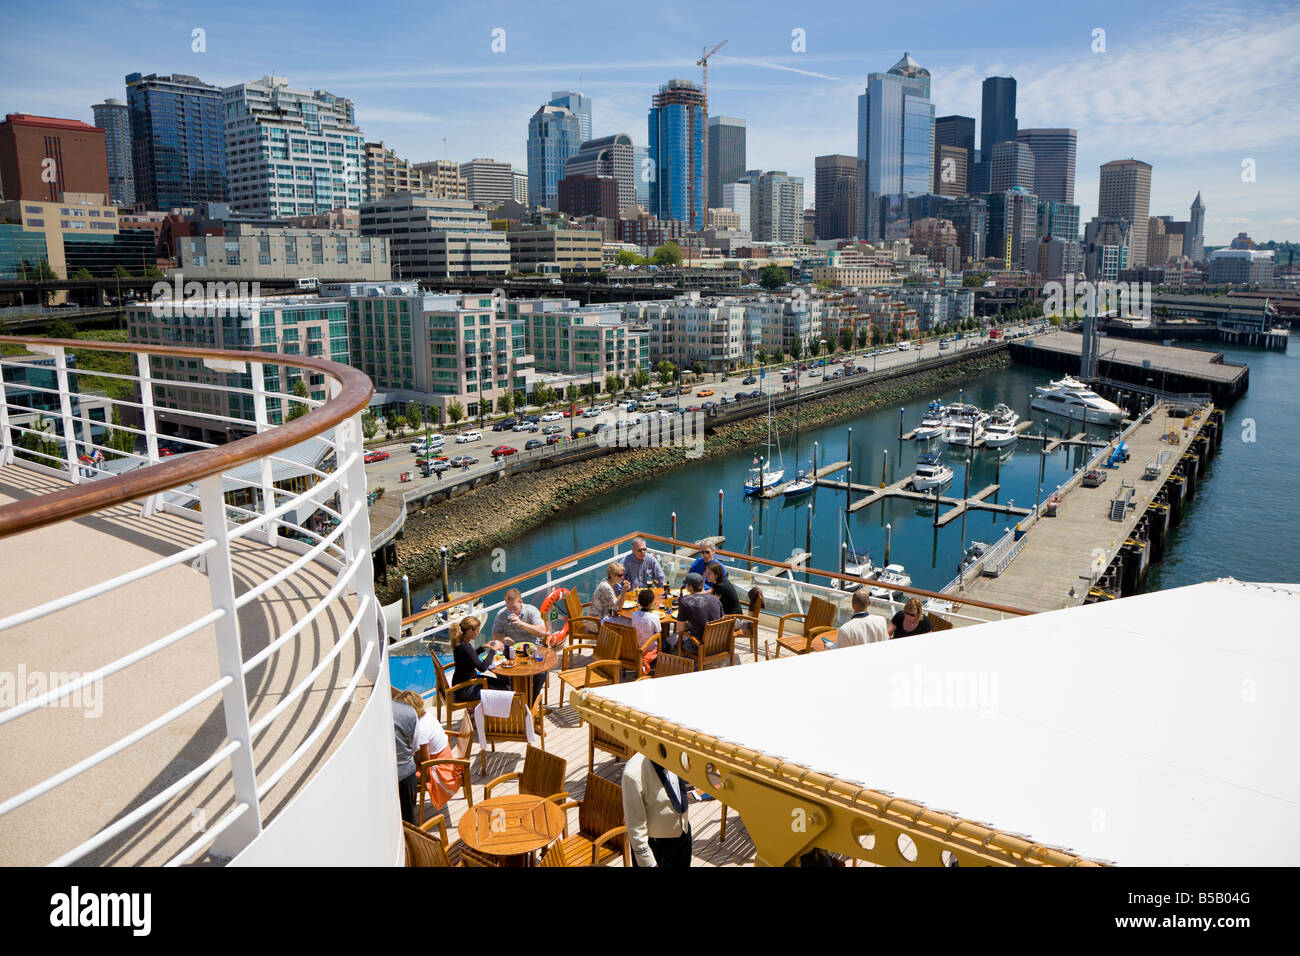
left=392, top=689, right=420, bottom=825
left=622, top=752, right=692, bottom=867
left=687, top=543, right=727, bottom=584
left=835, top=589, right=889, bottom=647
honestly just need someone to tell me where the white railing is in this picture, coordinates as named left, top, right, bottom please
left=0, top=336, right=383, bottom=867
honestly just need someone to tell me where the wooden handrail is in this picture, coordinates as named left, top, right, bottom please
left=0, top=336, right=373, bottom=540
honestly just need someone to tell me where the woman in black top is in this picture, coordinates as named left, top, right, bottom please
left=705, top=561, right=742, bottom=616
left=889, top=598, right=933, bottom=638
left=450, top=615, right=511, bottom=701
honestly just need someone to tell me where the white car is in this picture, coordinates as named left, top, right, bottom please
left=642, top=391, right=659, bottom=402
left=410, top=435, right=444, bottom=453
left=898, top=342, right=911, bottom=351
left=540, top=412, right=562, bottom=422
left=581, top=407, right=601, bottom=418
left=456, top=430, right=482, bottom=443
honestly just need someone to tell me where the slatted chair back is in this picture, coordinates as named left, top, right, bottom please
left=519, top=746, right=567, bottom=799
left=653, top=653, right=696, bottom=678
left=805, top=595, right=836, bottom=632
left=578, top=773, right=625, bottom=847
left=431, top=653, right=452, bottom=706
left=483, top=692, right=542, bottom=746
left=594, top=620, right=629, bottom=663
left=564, top=588, right=585, bottom=622
left=927, top=613, right=953, bottom=632
left=403, top=822, right=452, bottom=867
left=698, top=617, right=736, bottom=669
left=603, top=618, right=641, bottom=676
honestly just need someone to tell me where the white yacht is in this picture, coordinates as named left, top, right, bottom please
left=942, top=404, right=989, bottom=446
left=911, top=454, right=954, bottom=491
left=783, top=468, right=815, bottom=498
left=990, top=403, right=1020, bottom=428
left=838, top=548, right=879, bottom=590
left=870, top=564, right=913, bottom=600
left=914, top=400, right=946, bottom=440
left=982, top=421, right=1019, bottom=447
left=1031, top=376, right=1124, bottom=426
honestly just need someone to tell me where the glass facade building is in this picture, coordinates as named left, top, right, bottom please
left=856, top=54, right=934, bottom=240
left=92, top=99, right=135, bottom=207
left=707, top=116, right=746, bottom=209
left=548, top=91, right=592, bottom=142
left=527, top=105, right=582, bottom=210
left=125, top=72, right=228, bottom=211
left=648, top=79, right=706, bottom=230
left=0, top=224, right=49, bottom=279
left=1016, top=128, right=1077, bottom=205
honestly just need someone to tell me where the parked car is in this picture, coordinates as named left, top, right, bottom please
left=782, top=373, right=797, bottom=383
left=449, top=455, right=478, bottom=467
left=524, top=438, right=545, bottom=450
left=427, top=458, right=451, bottom=472
left=523, top=414, right=540, bottom=424
left=512, top=421, right=539, bottom=432
left=742, top=375, right=757, bottom=385
left=540, top=411, right=562, bottom=422
left=409, top=435, right=444, bottom=452
left=456, top=430, right=482, bottom=443
left=363, top=450, right=389, bottom=464
left=491, top=445, right=518, bottom=459
left=542, top=424, right=563, bottom=435
left=719, top=395, right=735, bottom=405
left=546, top=434, right=565, bottom=445
left=661, top=388, right=679, bottom=397
left=1082, top=469, right=1107, bottom=488
left=581, top=407, right=601, bottom=418
left=696, top=388, right=715, bottom=397
left=809, top=369, right=822, bottom=377
left=492, top=418, right=518, bottom=432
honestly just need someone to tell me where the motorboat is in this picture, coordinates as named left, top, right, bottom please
left=870, top=564, right=912, bottom=600
left=783, top=469, right=815, bottom=498
left=959, top=541, right=992, bottom=573
left=1031, top=376, right=1124, bottom=426
left=982, top=420, right=1019, bottom=447
left=941, top=403, right=989, bottom=446
left=838, top=548, right=879, bottom=591
left=914, top=400, right=946, bottom=440
left=911, top=454, right=954, bottom=491
left=990, top=403, right=1020, bottom=428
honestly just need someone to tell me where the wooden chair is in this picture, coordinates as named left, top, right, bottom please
left=774, top=594, right=837, bottom=657
left=679, top=617, right=736, bottom=672
left=478, top=690, right=546, bottom=775
left=648, top=652, right=696, bottom=678
left=404, top=817, right=499, bottom=868
left=563, top=588, right=601, bottom=641
left=606, top=618, right=644, bottom=681
left=483, top=745, right=568, bottom=804
left=556, top=621, right=626, bottom=711
left=431, top=652, right=485, bottom=728
left=722, top=611, right=762, bottom=663
left=416, top=724, right=475, bottom=825
left=588, top=722, right=634, bottom=772
left=542, top=773, right=630, bottom=867
left=927, top=613, right=953, bottom=632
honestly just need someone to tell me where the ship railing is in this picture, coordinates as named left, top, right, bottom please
left=0, top=335, right=379, bottom=866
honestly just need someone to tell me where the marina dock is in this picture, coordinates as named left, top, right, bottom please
left=815, top=474, right=1032, bottom=524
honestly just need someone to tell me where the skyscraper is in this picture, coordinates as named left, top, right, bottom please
left=459, top=157, right=514, bottom=206
left=1187, top=191, right=1206, bottom=262
left=986, top=187, right=1038, bottom=271
left=751, top=171, right=804, bottom=243
left=721, top=182, right=750, bottom=233
left=548, top=91, right=592, bottom=142
left=856, top=52, right=935, bottom=240
left=975, top=76, right=1016, bottom=193
left=934, top=115, right=974, bottom=195
left=564, top=134, right=636, bottom=214
left=223, top=75, right=364, bottom=218
left=648, top=79, right=706, bottom=229
left=989, top=141, right=1035, bottom=192
left=707, top=116, right=746, bottom=209
left=934, top=146, right=967, bottom=196
left=527, top=103, right=582, bottom=209
left=814, top=154, right=858, bottom=240
left=1016, top=128, right=1077, bottom=204
left=633, top=145, right=650, bottom=208
left=1098, top=159, right=1153, bottom=266
left=92, top=99, right=134, bottom=206
left=125, top=72, right=227, bottom=210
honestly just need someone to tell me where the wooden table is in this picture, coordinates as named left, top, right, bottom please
left=457, top=794, right=566, bottom=863
left=491, top=647, right=558, bottom=698
left=618, top=587, right=678, bottom=649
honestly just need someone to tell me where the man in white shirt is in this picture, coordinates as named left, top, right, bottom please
left=622, top=752, right=692, bottom=867
left=834, top=588, right=888, bottom=647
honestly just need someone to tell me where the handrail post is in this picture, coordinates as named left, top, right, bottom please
left=197, top=474, right=263, bottom=858
left=250, top=361, right=278, bottom=546
left=336, top=412, right=382, bottom=681
left=51, top=346, right=81, bottom=484
left=0, top=357, right=12, bottom=467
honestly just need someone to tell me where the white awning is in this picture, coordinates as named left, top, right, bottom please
left=590, top=579, right=1300, bottom=866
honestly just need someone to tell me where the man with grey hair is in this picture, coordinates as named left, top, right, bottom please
left=622, top=537, right=666, bottom=590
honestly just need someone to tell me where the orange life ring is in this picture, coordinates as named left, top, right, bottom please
left=539, top=587, right=569, bottom=646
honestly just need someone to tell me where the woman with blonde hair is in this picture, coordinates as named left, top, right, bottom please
left=450, top=614, right=510, bottom=701
left=393, top=688, right=472, bottom=814
left=590, top=561, right=626, bottom=623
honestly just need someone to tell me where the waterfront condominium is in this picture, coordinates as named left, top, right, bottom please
left=643, top=299, right=746, bottom=373
left=91, top=99, right=135, bottom=206
left=341, top=283, right=535, bottom=419
left=814, top=155, right=858, bottom=241
left=648, top=79, right=706, bottom=230
left=505, top=297, right=648, bottom=381
left=856, top=53, right=935, bottom=241
left=563, top=134, right=636, bottom=215
left=222, top=75, right=364, bottom=219
left=527, top=104, right=583, bottom=209
left=459, top=157, right=516, bottom=206
left=751, top=170, right=804, bottom=244
left=1015, top=128, right=1077, bottom=204
left=125, top=72, right=227, bottom=210
left=707, top=116, right=746, bottom=209
left=359, top=193, right=509, bottom=278
left=1098, top=158, right=1153, bottom=266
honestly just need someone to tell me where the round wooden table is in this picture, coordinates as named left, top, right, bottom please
left=618, top=587, right=678, bottom=647
left=457, top=793, right=566, bottom=862
left=491, top=646, right=558, bottom=698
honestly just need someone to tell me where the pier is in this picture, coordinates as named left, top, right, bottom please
left=948, top=401, right=1224, bottom=613
left=814, top=474, right=1032, bottom=524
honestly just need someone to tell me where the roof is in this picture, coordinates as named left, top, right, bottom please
left=2, top=114, right=104, bottom=134
left=589, top=579, right=1300, bottom=866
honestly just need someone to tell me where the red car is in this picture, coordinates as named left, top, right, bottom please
left=363, top=450, right=390, bottom=463
left=561, top=408, right=575, bottom=418
left=491, top=445, right=518, bottom=459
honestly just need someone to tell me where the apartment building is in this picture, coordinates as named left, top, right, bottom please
left=174, top=224, right=390, bottom=280
left=506, top=297, right=648, bottom=380
left=643, top=299, right=746, bottom=372
left=359, top=193, right=509, bottom=278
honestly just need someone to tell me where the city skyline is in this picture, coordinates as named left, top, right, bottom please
left=1, top=0, right=1296, bottom=243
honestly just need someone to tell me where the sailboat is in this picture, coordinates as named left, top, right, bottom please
left=744, top=393, right=784, bottom=494
left=781, top=387, right=813, bottom=497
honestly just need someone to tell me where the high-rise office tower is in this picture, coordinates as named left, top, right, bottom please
left=125, top=72, right=227, bottom=210
left=92, top=98, right=134, bottom=206
left=459, top=157, right=515, bottom=206
left=707, top=116, right=746, bottom=209
left=548, top=91, right=592, bottom=142
left=935, top=115, right=974, bottom=175
left=751, top=171, right=804, bottom=243
left=0, top=113, right=109, bottom=203
left=565, top=134, right=636, bottom=214
left=1016, top=128, right=1077, bottom=204
left=223, top=75, right=364, bottom=218
left=527, top=103, right=582, bottom=209
left=934, top=146, right=967, bottom=196
left=633, top=145, right=649, bottom=208
left=974, top=76, right=1016, bottom=194
left=814, top=154, right=858, bottom=240
left=648, top=79, right=706, bottom=229
left=986, top=187, right=1038, bottom=271
left=856, top=52, right=935, bottom=240
left=989, top=141, right=1035, bottom=192
left=1098, top=158, right=1153, bottom=266
left=1187, top=191, right=1206, bottom=262
left=513, top=168, right=528, bottom=204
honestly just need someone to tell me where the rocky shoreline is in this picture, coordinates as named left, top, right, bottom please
left=378, top=350, right=1011, bottom=602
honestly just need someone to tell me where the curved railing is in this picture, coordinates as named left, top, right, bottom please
left=0, top=335, right=387, bottom=866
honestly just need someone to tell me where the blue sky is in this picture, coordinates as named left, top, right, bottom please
left=4, top=0, right=1298, bottom=243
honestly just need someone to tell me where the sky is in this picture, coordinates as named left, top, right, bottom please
left=3, top=0, right=1298, bottom=244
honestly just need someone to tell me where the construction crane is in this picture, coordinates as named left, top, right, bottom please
left=694, top=40, right=727, bottom=255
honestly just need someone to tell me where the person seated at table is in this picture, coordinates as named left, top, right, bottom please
left=450, top=615, right=510, bottom=701
left=591, top=562, right=625, bottom=620
left=888, top=597, right=933, bottom=639
left=492, top=590, right=549, bottom=699
left=687, top=543, right=727, bottom=586
left=392, top=688, right=420, bottom=825
left=705, top=561, right=741, bottom=616
left=397, top=689, right=471, bottom=815
left=835, top=588, right=888, bottom=647
left=622, top=537, right=666, bottom=590
left=629, top=588, right=662, bottom=674
left=675, top=572, right=722, bottom=655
